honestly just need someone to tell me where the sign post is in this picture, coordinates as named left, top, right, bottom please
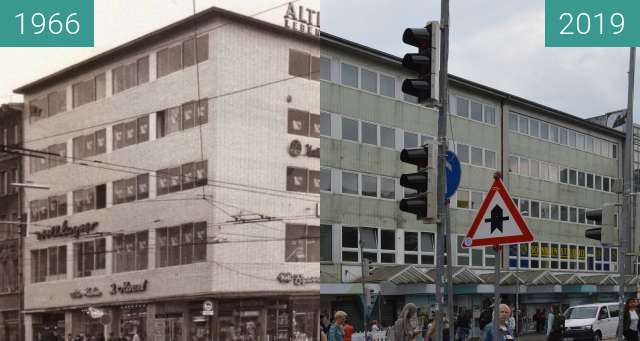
left=462, top=173, right=534, bottom=341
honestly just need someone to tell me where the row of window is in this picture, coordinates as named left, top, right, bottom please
left=320, top=168, right=396, bottom=200
left=509, top=112, right=617, bottom=159
left=29, top=34, right=210, bottom=121
left=321, top=56, right=499, bottom=128
left=324, top=225, right=619, bottom=273
left=509, top=155, right=617, bottom=193
left=508, top=242, right=617, bottom=272
left=32, top=99, right=210, bottom=174
left=31, top=222, right=207, bottom=283
left=157, top=161, right=208, bottom=196
left=30, top=161, right=207, bottom=221
left=0, top=169, right=19, bottom=197
left=0, top=257, right=19, bottom=293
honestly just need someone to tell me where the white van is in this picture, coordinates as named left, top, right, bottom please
left=562, top=302, right=620, bottom=341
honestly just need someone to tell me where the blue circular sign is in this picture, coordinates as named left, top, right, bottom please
left=445, top=151, right=461, bottom=199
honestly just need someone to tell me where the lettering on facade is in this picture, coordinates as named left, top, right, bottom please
left=288, top=140, right=320, bottom=158
left=110, top=280, right=148, bottom=295
left=284, top=2, right=320, bottom=36
left=277, top=272, right=320, bottom=286
left=70, top=287, right=103, bottom=299
left=35, top=220, right=99, bottom=240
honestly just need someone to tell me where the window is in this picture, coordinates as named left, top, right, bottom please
left=531, top=201, right=540, bottom=218
left=113, top=174, right=149, bottom=205
left=29, top=97, right=48, bottom=122
left=341, top=63, right=358, bottom=87
left=289, top=49, right=318, bottom=80
left=550, top=125, right=559, bottom=143
left=576, top=133, right=585, bottom=150
left=380, top=177, right=395, bottom=200
left=530, top=160, right=539, bottom=178
left=549, top=165, right=559, bottom=182
left=457, top=190, right=469, bottom=209
left=578, top=172, right=586, bottom=187
left=113, top=231, right=148, bottom=272
left=456, top=97, right=469, bottom=118
left=519, top=158, right=529, bottom=176
left=603, top=177, right=610, bottom=192
left=470, top=101, right=483, bottom=121
left=31, top=246, right=66, bottom=283
left=485, top=150, right=496, bottom=169
left=484, top=106, right=496, bottom=125
left=361, top=121, right=378, bottom=145
left=73, top=185, right=106, bottom=213
left=587, top=173, right=594, bottom=189
left=320, top=168, right=331, bottom=192
left=471, top=147, right=483, bottom=166
left=570, top=207, right=577, bottom=223
left=361, top=69, right=378, bottom=93
left=520, top=200, right=529, bottom=216
left=541, top=203, right=550, bottom=219
left=519, top=116, right=529, bottom=135
left=288, top=109, right=310, bottom=137
left=320, top=112, right=332, bottom=137
left=74, top=239, right=106, bottom=278
left=73, top=74, right=105, bottom=108
left=157, top=44, right=183, bottom=78
left=341, top=171, right=358, bottom=195
left=47, top=90, right=66, bottom=117
left=595, top=175, right=602, bottom=190
left=156, top=99, right=207, bottom=139
left=73, top=129, right=107, bottom=159
left=509, top=156, right=518, bottom=173
left=380, top=126, right=395, bottom=149
left=551, top=204, right=559, bottom=220
left=457, top=144, right=469, bottom=163
left=380, top=75, right=396, bottom=97
left=530, top=120, right=539, bottom=137
left=568, top=130, right=576, bottom=147
left=112, top=56, right=149, bottom=94
left=158, top=161, right=207, bottom=195
left=585, top=136, right=594, bottom=152
left=342, top=117, right=358, bottom=142
left=540, top=122, right=549, bottom=140
left=285, top=224, right=319, bottom=262
left=471, top=192, right=483, bottom=210
left=361, top=175, right=378, bottom=197
left=560, top=168, right=568, bottom=183
left=404, top=132, right=418, bottom=148
left=320, top=56, right=331, bottom=80
left=156, top=222, right=206, bottom=267
left=560, top=206, right=568, bottom=222
left=320, top=225, right=332, bottom=262
left=509, top=113, right=518, bottom=131
left=569, top=169, right=577, bottom=185
left=559, top=128, right=568, bottom=145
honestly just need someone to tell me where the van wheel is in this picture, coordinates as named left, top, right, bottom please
left=593, top=331, right=602, bottom=341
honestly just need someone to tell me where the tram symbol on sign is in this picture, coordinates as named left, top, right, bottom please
left=486, top=206, right=509, bottom=233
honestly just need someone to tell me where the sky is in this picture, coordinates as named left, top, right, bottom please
left=322, top=0, right=640, bottom=121
left=0, top=0, right=638, bottom=121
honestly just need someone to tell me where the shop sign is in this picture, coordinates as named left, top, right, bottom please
left=560, top=245, right=568, bottom=259
left=35, top=220, right=99, bottom=240
left=551, top=245, right=559, bottom=258
left=541, top=244, right=549, bottom=258
left=288, top=140, right=320, bottom=158
left=283, top=2, right=320, bottom=36
left=110, top=280, right=148, bottom=295
left=277, top=272, right=320, bottom=286
left=530, top=244, right=539, bottom=257
left=202, top=300, right=215, bottom=316
left=570, top=247, right=577, bottom=260
left=578, top=247, right=586, bottom=260
left=70, top=287, right=103, bottom=299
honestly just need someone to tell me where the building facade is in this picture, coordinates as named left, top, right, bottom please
left=16, top=7, right=319, bottom=341
left=0, top=103, right=24, bottom=341
left=319, top=33, right=627, bottom=332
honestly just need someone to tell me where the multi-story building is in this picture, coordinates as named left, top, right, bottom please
left=319, top=33, right=627, bottom=332
left=15, top=7, right=320, bottom=341
left=0, top=103, right=23, bottom=341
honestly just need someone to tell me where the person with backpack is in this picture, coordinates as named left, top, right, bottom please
left=623, top=297, right=640, bottom=341
left=481, top=304, right=514, bottom=341
left=546, top=304, right=564, bottom=341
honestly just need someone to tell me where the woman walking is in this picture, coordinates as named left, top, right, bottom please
left=623, top=298, right=640, bottom=341
left=392, top=303, right=421, bottom=341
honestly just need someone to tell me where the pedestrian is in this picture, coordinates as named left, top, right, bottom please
left=507, top=307, right=516, bottom=334
left=131, top=329, right=140, bottom=341
left=533, top=309, right=543, bottom=333
left=455, top=310, right=471, bottom=341
left=321, top=314, right=331, bottom=335
left=392, top=303, right=421, bottom=341
left=623, top=297, right=640, bottom=341
left=328, top=311, right=347, bottom=341
left=481, top=304, right=514, bottom=341
left=546, top=304, right=564, bottom=341
left=371, top=320, right=380, bottom=332
left=426, top=313, right=450, bottom=341
left=343, top=320, right=354, bottom=341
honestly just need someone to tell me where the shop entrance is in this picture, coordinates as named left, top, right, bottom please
left=120, top=305, right=147, bottom=341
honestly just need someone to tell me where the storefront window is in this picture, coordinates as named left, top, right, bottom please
left=120, top=305, right=147, bottom=341
left=32, top=313, right=65, bottom=341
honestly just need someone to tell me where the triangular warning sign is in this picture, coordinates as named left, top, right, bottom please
left=461, top=177, right=534, bottom=248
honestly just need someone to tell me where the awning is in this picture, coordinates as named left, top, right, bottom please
left=516, top=270, right=562, bottom=286
left=365, top=265, right=433, bottom=285
left=555, top=273, right=586, bottom=285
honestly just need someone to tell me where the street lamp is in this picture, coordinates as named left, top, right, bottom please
left=10, top=182, right=50, bottom=190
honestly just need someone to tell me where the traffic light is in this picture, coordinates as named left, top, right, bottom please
left=399, top=143, right=438, bottom=222
left=584, top=204, right=619, bottom=245
left=401, top=21, right=440, bottom=104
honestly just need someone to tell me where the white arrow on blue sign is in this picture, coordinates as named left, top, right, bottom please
left=445, top=151, right=461, bottom=199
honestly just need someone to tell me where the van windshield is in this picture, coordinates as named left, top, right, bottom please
left=567, top=307, right=598, bottom=319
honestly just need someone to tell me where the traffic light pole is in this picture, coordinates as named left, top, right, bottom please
left=619, top=46, right=636, bottom=341
left=436, top=1, right=450, bottom=341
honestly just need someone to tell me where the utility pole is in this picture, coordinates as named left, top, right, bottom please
left=436, top=0, right=450, bottom=340
left=620, top=46, right=636, bottom=341
left=360, top=241, right=369, bottom=338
